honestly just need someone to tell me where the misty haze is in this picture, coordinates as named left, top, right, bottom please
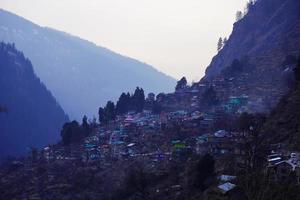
left=1, top=0, right=300, bottom=200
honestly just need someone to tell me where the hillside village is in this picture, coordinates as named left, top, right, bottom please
left=2, top=57, right=300, bottom=199
left=1, top=44, right=300, bottom=199
left=1, top=0, right=300, bottom=199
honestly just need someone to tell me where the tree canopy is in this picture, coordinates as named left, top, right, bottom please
left=114, top=87, right=145, bottom=115
left=201, top=87, right=218, bottom=106
left=99, top=87, right=146, bottom=125
left=61, top=121, right=84, bottom=145
left=98, top=107, right=105, bottom=124
left=175, top=77, right=187, bottom=91
left=116, top=92, right=131, bottom=115
left=82, top=115, right=91, bottom=136
left=132, top=87, right=145, bottom=113
left=217, top=37, right=223, bottom=51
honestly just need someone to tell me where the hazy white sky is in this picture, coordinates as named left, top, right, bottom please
left=0, top=0, right=247, bottom=81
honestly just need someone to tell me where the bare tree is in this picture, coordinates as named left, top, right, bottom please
left=237, top=113, right=268, bottom=172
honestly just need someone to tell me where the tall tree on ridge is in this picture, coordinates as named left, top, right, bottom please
left=98, top=107, right=105, bottom=124
left=175, top=77, right=187, bottom=91
left=236, top=11, right=243, bottom=22
left=82, top=115, right=90, bottom=136
left=132, top=87, right=145, bottom=113
left=217, top=37, right=223, bottom=51
left=116, top=92, right=131, bottom=115
left=223, top=37, right=228, bottom=47
left=104, top=101, right=116, bottom=122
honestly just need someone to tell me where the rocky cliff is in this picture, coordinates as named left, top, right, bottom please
left=200, top=0, right=300, bottom=112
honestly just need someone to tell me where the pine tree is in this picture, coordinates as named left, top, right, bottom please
left=98, top=107, right=105, bottom=124
left=61, top=121, right=83, bottom=145
left=236, top=11, right=243, bottom=22
left=217, top=37, right=223, bottom=51
left=137, top=88, right=145, bottom=112
left=223, top=37, right=228, bottom=46
left=132, top=87, right=145, bottom=113
left=82, top=115, right=90, bottom=136
left=116, top=93, right=128, bottom=115
left=104, top=101, right=116, bottom=122
left=175, top=77, right=187, bottom=91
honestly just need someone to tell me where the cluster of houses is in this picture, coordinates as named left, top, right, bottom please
left=196, top=130, right=235, bottom=156
left=37, top=108, right=239, bottom=168
left=39, top=111, right=171, bottom=165
left=267, top=150, right=300, bottom=183
left=35, top=73, right=293, bottom=188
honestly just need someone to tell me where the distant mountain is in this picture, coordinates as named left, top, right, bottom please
left=0, top=42, right=68, bottom=159
left=199, top=0, right=300, bottom=111
left=0, top=9, right=176, bottom=119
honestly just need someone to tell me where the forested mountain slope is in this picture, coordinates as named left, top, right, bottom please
left=199, top=0, right=300, bottom=112
left=264, top=62, right=300, bottom=150
left=0, top=42, right=68, bottom=159
left=0, top=9, right=176, bottom=119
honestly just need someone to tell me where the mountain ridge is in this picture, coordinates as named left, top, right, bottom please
left=204, top=0, right=300, bottom=79
left=0, top=42, right=69, bottom=159
left=0, top=9, right=176, bottom=120
left=196, top=0, right=300, bottom=112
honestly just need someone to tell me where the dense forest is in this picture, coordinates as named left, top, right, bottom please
left=0, top=42, right=68, bottom=160
left=1, top=0, right=300, bottom=199
left=0, top=9, right=176, bottom=119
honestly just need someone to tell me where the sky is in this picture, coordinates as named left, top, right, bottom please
left=0, top=0, right=247, bottom=81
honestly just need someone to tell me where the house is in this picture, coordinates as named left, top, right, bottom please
left=217, top=182, right=237, bottom=194
left=205, top=181, right=245, bottom=200
left=267, top=152, right=283, bottom=167
left=267, top=152, right=300, bottom=183
left=124, top=115, right=135, bottom=124
left=218, top=175, right=237, bottom=183
left=214, top=130, right=230, bottom=138
left=195, top=130, right=235, bottom=157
